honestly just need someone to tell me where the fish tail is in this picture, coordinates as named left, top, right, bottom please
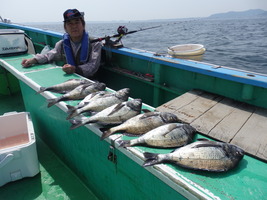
left=37, top=86, right=47, bottom=94
left=66, top=112, right=76, bottom=120
left=69, top=119, right=83, bottom=130
left=66, top=105, right=78, bottom=119
left=99, top=127, right=109, bottom=132
left=117, top=140, right=131, bottom=148
left=66, top=105, right=76, bottom=113
left=142, top=152, right=161, bottom=167
left=100, top=129, right=113, bottom=140
left=47, top=98, right=59, bottom=108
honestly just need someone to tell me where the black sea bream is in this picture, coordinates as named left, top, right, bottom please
left=143, top=140, right=244, bottom=172
left=77, top=91, right=109, bottom=108
left=118, top=123, right=196, bottom=148
left=101, top=112, right=180, bottom=140
left=70, top=99, right=142, bottom=129
left=66, top=88, right=130, bottom=119
left=38, top=79, right=91, bottom=94
left=47, top=82, right=106, bottom=108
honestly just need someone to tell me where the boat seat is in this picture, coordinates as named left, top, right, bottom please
left=156, top=89, right=267, bottom=162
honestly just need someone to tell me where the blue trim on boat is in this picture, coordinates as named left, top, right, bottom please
left=105, top=47, right=267, bottom=88
left=0, top=22, right=63, bottom=38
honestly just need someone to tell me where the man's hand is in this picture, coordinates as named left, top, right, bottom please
left=21, top=58, right=37, bottom=67
left=62, top=64, right=76, bottom=74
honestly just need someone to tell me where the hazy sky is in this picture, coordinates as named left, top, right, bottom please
left=1, top=0, right=267, bottom=23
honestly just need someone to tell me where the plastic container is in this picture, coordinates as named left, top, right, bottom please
left=0, top=29, right=28, bottom=57
left=0, top=112, right=39, bottom=187
left=167, top=44, right=206, bottom=56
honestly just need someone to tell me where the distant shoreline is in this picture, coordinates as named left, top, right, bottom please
left=20, top=9, right=267, bottom=24
left=23, top=16, right=267, bottom=25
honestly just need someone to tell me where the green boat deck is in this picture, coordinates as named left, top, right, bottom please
left=0, top=92, right=98, bottom=200
left=1, top=54, right=267, bottom=200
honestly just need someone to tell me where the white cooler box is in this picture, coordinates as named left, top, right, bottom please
left=0, top=29, right=28, bottom=57
left=0, top=112, right=39, bottom=187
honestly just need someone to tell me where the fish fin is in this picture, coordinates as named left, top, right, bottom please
left=140, top=112, right=158, bottom=119
left=142, top=152, right=160, bottom=167
left=124, top=133, right=144, bottom=137
left=47, top=98, right=59, bottom=108
left=164, top=123, right=181, bottom=136
left=83, top=102, right=90, bottom=106
left=141, top=109, right=152, bottom=113
left=57, top=91, right=68, bottom=94
left=197, top=138, right=210, bottom=141
left=117, top=140, right=131, bottom=148
left=98, top=121, right=122, bottom=126
left=107, top=103, right=124, bottom=116
left=193, top=142, right=222, bottom=149
left=76, top=102, right=89, bottom=110
left=38, top=87, right=67, bottom=94
left=69, top=119, right=83, bottom=130
left=87, top=111, right=96, bottom=116
left=82, top=83, right=92, bottom=89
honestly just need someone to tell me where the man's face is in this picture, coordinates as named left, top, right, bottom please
left=65, top=18, right=84, bottom=39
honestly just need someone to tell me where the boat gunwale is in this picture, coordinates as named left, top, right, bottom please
left=104, top=46, right=267, bottom=88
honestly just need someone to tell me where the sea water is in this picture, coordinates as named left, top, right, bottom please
left=26, top=17, right=267, bottom=74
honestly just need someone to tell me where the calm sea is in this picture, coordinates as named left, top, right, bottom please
left=27, top=17, right=267, bottom=74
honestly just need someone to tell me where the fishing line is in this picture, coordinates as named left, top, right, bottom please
left=90, top=25, right=162, bottom=43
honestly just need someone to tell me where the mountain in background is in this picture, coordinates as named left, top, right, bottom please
left=208, top=9, right=267, bottom=19
left=141, top=9, right=267, bottom=23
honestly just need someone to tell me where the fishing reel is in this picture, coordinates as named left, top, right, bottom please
left=105, top=26, right=128, bottom=48
left=117, top=26, right=128, bottom=35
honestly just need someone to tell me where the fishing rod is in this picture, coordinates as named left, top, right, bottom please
left=91, top=25, right=161, bottom=43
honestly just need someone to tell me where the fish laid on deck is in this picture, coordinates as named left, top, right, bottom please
left=101, top=112, right=180, bottom=140
left=70, top=99, right=142, bottom=129
left=47, top=82, right=106, bottom=108
left=66, top=88, right=130, bottom=119
left=77, top=91, right=109, bottom=108
left=143, top=139, right=244, bottom=172
left=118, top=123, right=196, bottom=148
left=38, top=79, right=91, bottom=94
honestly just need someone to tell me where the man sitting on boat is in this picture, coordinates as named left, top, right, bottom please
left=21, top=9, right=102, bottom=79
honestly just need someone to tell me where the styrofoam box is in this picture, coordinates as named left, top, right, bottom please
left=0, top=112, right=39, bottom=187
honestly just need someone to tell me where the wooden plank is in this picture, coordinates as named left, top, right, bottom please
left=231, top=108, right=267, bottom=160
left=156, top=90, right=223, bottom=124
left=156, top=89, right=204, bottom=113
left=175, top=92, right=223, bottom=124
left=190, top=98, right=239, bottom=135
left=208, top=103, right=255, bottom=142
